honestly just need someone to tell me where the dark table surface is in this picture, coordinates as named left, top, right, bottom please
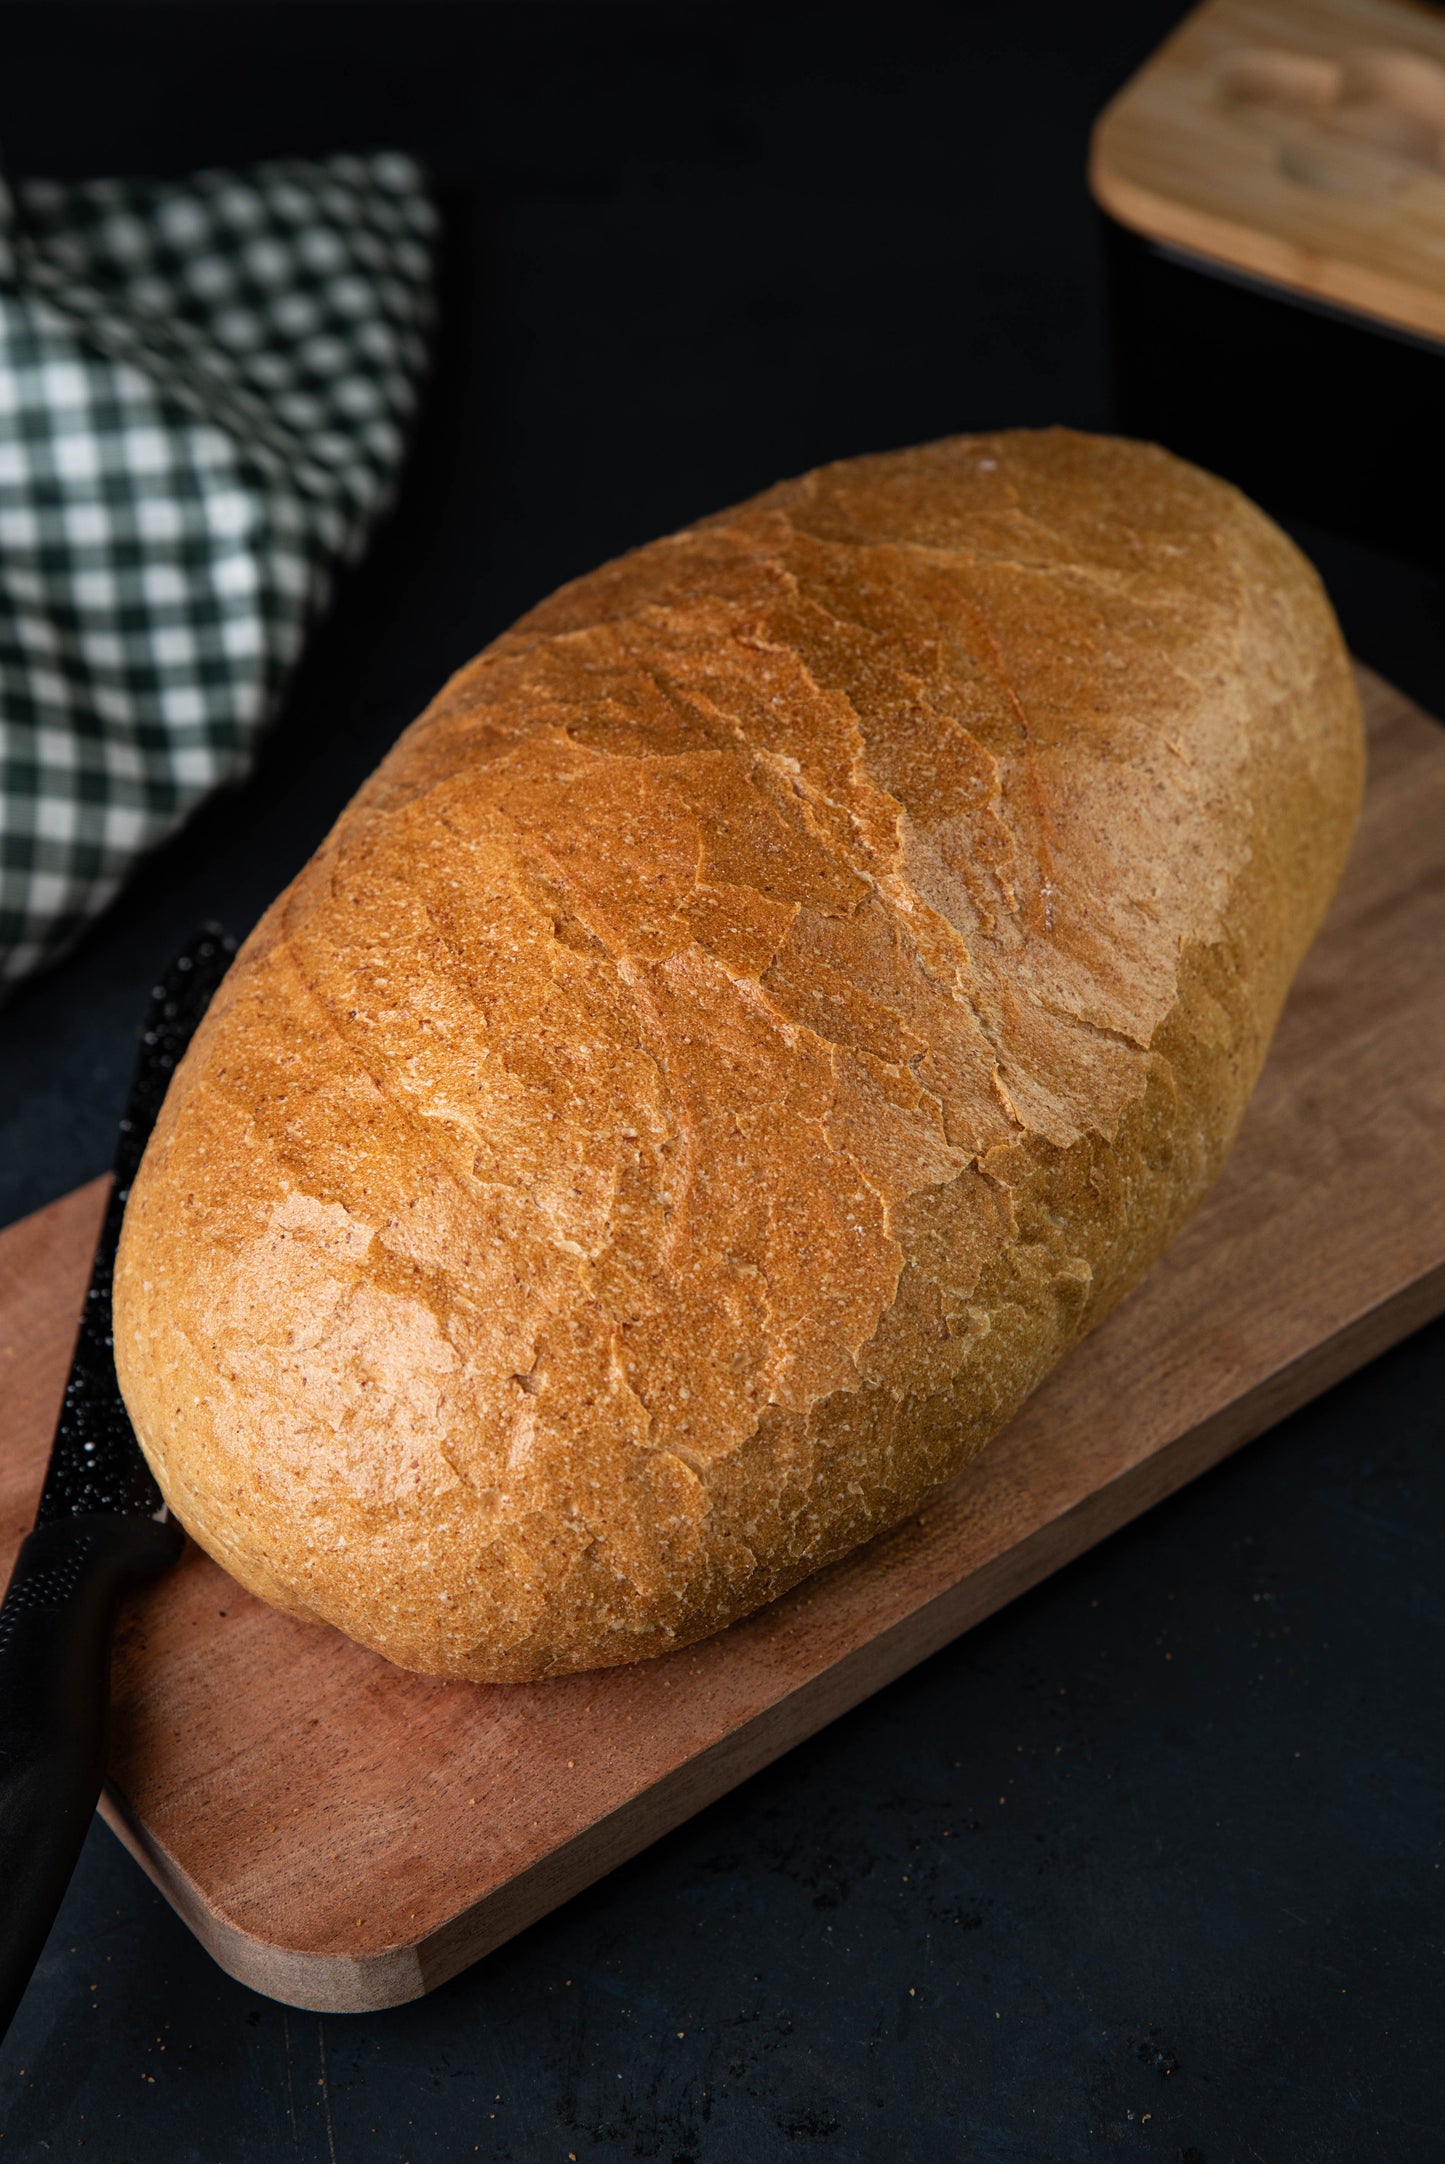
left=1, top=7, right=1442, bottom=2159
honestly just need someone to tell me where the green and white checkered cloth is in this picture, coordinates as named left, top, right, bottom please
left=0, top=151, right=436, bottom=990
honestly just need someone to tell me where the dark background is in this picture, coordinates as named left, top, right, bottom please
left=1, top=4, right=1442, bottom=2159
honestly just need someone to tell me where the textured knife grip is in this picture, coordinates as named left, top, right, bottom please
left=0, top=1515, right=182, bottom=2038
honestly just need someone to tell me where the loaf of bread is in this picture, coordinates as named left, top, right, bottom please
left=113, top=430, right=1363, bottom=1681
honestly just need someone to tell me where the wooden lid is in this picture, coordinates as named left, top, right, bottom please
left=1090, top=0, right=1445, bottom=343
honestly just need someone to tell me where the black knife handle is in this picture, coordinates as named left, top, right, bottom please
left=0, top=1513, right=183, bottom=2035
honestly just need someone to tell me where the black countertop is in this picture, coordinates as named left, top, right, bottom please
left=1, top=7, right=1441, bottom=2158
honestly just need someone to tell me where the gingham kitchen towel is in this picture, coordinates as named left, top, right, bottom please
left=0, top=151, right=436, bottom=991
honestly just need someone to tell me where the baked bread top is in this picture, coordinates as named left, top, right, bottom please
left=113, top=430, right=1363, bottom=1679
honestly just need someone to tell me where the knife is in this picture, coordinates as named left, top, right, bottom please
left=0, top=926, right=234, bottom=2039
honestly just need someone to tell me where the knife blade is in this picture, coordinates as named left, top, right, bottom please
left=0, top=926, right=234, bottom=2039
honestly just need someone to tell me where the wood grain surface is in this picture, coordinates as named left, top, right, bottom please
left=2, top=665, right=1442, bottom=2014
left=1090, top=0, right=1445, bottom=342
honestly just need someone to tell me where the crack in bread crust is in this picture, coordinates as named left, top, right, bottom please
left=113, top=430, right=1364, bottom=1681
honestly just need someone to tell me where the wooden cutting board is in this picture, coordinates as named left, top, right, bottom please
left=1090, top=0, right=1445, bottom=343
left=2, top=664, right=1443, bottom=2015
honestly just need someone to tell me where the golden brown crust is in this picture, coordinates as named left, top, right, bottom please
left=113, top=430, right=1363, bottom=1680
